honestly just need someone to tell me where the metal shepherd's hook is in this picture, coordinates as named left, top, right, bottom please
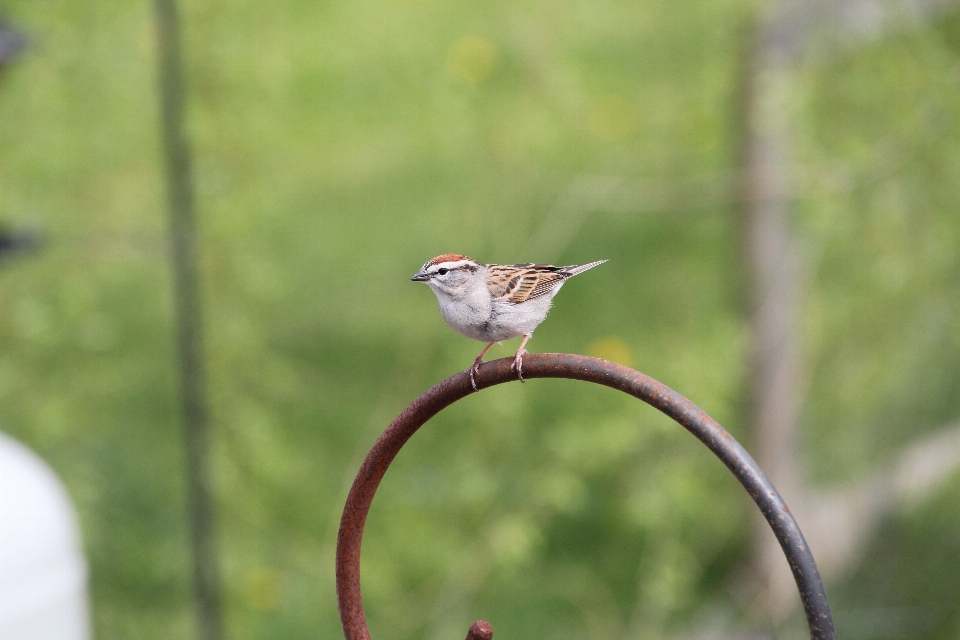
left=336, top=353, right=835, bottom=640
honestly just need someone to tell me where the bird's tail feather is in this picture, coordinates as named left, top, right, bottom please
left=562, top=259, right=608, bottom=277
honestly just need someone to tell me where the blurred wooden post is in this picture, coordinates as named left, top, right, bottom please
left=153, top=2, right=223, bottom=640
left=734, top=0, right=960, bottom=625
left=735, top=5, right=807, bottom=625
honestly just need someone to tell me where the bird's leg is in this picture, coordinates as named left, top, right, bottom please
left=511, top=335, right=531, bottom=383
left=470, top=342, right=496, bottom=391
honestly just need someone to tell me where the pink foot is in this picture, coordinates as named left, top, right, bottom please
left=469, top=342, right=496, bottom=391
left=470, top=358, right=483, bottom=391
left=511, top=349, right=528, bottom=383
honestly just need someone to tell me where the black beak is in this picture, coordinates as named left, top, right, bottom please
left=410, top=272, right=430, bottom=282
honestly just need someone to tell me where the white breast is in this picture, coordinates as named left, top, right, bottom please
left=436, top=287, right=559, bottom=342
left=432, top=285, right=494, bottom=341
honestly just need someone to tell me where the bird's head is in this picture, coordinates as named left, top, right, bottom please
left=410, top=254, right=482, bottom=297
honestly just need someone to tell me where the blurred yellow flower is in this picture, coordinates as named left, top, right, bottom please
left=588, top=336, right=634, bottom=367
left=245, top=567, right=283, bottom=612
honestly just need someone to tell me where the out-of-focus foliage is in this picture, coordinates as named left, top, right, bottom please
left=0, top=1, right=958, bottom=639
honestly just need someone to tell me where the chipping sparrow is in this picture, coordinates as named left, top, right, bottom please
left=411, top=254, right=607, bottom=390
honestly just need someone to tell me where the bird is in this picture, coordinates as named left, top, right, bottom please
left=411, top=254, right=607, bottom=390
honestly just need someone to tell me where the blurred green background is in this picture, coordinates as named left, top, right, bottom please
left=1, top=0, right=960, bottom=638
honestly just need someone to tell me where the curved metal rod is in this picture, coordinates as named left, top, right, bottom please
left=336, top=353, right=836, bottom=640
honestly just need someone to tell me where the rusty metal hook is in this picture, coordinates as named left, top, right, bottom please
left=336, top=353, right=835, bottom=640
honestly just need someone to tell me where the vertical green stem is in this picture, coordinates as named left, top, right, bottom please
left=154, top=1, right=223, bottom=639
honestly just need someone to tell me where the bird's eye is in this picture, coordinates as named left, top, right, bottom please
left=437, top=268, right=449, bottom=275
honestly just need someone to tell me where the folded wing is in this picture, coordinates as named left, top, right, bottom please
left=486, top=260, right=607, bottom=304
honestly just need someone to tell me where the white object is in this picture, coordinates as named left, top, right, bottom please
left=0, top=432, right=91, bottom=640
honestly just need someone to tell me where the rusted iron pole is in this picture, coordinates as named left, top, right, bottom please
left=336, top=353, right=835, bottom=640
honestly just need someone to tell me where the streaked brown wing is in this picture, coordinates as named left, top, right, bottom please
left=506, top=268, right=565, bottom=303
left=485, top=264, right=523, bottom=299
left=486, top=260, right=604, bottom=303
left=525, top=272, right=567, bottom=300
left=486, top=264, right=568, bottom=303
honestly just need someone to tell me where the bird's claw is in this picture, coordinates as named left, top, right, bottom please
left=511, top=349, right=528, bottom=383
left=470, top=360, right=482, bottom=391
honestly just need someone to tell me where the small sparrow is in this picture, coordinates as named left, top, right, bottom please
left=411, top=254, right=607, bottom=390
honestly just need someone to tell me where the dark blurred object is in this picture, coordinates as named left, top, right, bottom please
left=0, top=17, right=34, bottom=267
left=0, top=227, right=41, bottom=262
left=0, top=16, right=27, bottom=67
